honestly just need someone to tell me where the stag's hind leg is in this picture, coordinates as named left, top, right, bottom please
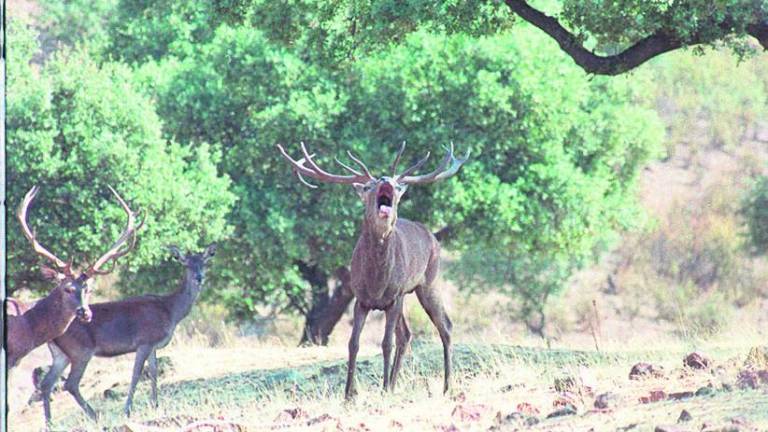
left=41, top=343, right=70, bottom=424
left=389, top=313, right=412, bottom=391
left=415, top=285, right=453, bottom=394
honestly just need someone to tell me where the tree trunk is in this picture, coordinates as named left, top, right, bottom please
left=299, top=266, right=354, bottom=346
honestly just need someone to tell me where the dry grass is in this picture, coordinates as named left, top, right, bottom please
left=8, top=322, right=768, bottom=432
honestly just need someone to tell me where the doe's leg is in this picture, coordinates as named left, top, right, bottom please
left=41, top=343, right=70, bottom=425
left=147, top=349, right=159, bottom=408
left=64, top=354, right=98, bottom=420
left=344, top=300, right=369, bottom=400
left=124, top=344, right=153, bottom=417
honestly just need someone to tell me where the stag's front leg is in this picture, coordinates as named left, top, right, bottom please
left=345, top=300, right=369, bottom=400
left=382, top=296, right=403, bottom=392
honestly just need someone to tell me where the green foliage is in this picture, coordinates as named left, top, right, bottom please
left=141, top=24, right=662, bottom=320
left=137, top=26, right=350, bottom=313
left=214, top=0, right=513, bottom=66
left=107, top=1, right=221, bottom=64
left=6, top=21, right=235, bottom=296
left=561, top=0, right=767, bottom=54
left=743, top=176, right=768, bottom=255
left=37, top=0, right=117, bottom=55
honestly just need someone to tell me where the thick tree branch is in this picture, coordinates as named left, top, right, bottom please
left=503, top=0, right=768, bottom=75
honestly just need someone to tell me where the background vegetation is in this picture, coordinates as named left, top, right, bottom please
left=8, top=0, right=768, bottom=343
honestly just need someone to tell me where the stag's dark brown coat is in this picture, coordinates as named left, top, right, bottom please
left=278, top=142, right=468, bottom=399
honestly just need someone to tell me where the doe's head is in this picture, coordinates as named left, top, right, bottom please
left=168, top=243, right=217, bottom=284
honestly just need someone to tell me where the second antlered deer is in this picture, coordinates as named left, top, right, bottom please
left=40, top=243, right=217, bottom=422
left=7, top=185, right=141, bottom=369
left=278, top=142, right=468, bottom=399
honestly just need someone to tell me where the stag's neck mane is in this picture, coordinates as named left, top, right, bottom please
left=167, top=272, right=202, bottom=323
left=23, top=291, right=74, bottom=347
left=356, top=217, right=404, bottom=295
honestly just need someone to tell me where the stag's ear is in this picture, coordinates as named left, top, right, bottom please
left=40, top=265, right=66, bottom=281
left=353, top=182, right=371, bottom=200
left=167, top=245, right=185, bottom=262
left=203, top=243, right=217, bottom=260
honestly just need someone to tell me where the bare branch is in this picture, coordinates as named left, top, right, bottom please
left=503, top=0, right=768, bottom=75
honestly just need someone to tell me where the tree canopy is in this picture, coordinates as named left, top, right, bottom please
left=7, top=22, right=236, bottom=295
left=15, top=0, right=669, bottom=338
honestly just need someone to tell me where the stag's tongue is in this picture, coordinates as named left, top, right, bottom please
left=378, top=205, right=392, bottom=219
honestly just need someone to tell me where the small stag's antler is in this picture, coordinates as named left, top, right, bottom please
left=277, top=142, right=374, bottom=188
left=83, top=186, right=144, bottom=277
left=17, top=186, right=72, bottom=274
left=395, top=142, right=470, bottom=184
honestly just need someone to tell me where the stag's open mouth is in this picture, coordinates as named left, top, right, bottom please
left=377, top=183, right=394, bottom=219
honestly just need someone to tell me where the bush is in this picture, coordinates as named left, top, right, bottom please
left=6, top=21, right=236, bottom=296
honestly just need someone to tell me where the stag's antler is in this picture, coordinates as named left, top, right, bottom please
left=396, top=142, right=470, bottom=184
left=277, top=142, right=374, bottom=188
left=83, top=186, right=143, bottom=277
left=17, top=186, right=72, bottom=274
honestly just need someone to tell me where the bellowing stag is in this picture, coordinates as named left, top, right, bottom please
left=278, top=142, right=468, bottom=399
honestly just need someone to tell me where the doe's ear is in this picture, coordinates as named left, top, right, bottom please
left=40, top=265, right=66, bottom=282
left=167, top=245, right=185, bottom=262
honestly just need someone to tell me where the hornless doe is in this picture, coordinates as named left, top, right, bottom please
left=278, top=142, right=469, bottom=399
left=41, top=243, right=217, bottom=422
left=7, top=185, right=141, bottom=368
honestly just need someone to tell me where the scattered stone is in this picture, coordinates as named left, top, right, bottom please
left=654, top=426, right=688, bottom=432
left=273, top=407, right=309, bottom=423
left=500, top=383, right=525, bottom=393
left=677, top=410, right=693, bottom=423
left=553, top=392, right=578, bottom=408
left=684, top=352, right=711, bottom=370
left=451, top=403, right=489, bottom=422
left=516, top=402, right=539, bottom=416
left=639, top=390, right=667, bottom=404
left=721, top=383, right=734, bottom=392
left=554, top=376, right=577, bottom=392
left=594, top=392, right=620, bottom=410
left=103, top=388, right=121, bottom=400
left=546, top=404, right=577, bottom=418
left=525, top=416, right=540, bottom=426
left=667, top=391, right=694, bottom=400
left=306, top=414, right=335, bottom=427
left=736, top=370, right=768, bottom=389
left=629, top=362, right=664, bottom=380
left=695, top=385, right=715, bottom=397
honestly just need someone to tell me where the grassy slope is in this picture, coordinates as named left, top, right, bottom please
left=9, top=334, right=768, bottom=431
